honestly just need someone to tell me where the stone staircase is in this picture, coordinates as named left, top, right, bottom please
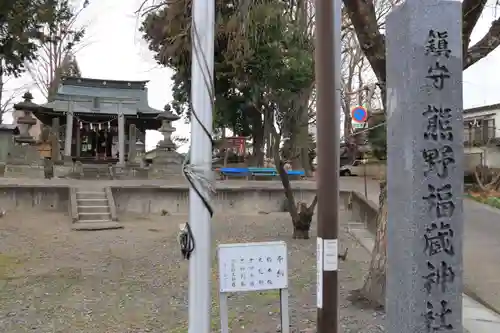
left=81, top=164, right=114, bottom=179
left=70, top=187, right=123, bottom=231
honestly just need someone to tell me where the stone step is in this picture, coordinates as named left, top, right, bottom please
left=76, top=192, right=107, bottom=199
left=78, top=212, right=111, bottom=221
left=76, top=189, right=106, bottom=193
left=82, top=167, right=111, bottom=171
left=81, top=167, right=113, bottom=180
left=78, top=206, right=110, bottom=213
left=77, top=198, right=108, bottom=203
left=70, top=186, right=119, bottom=230
left=81, top=175, right=113, bottom=180
left=72, top=221, right=123, bottom=231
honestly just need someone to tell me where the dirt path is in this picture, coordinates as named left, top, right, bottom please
left=0, top=211, right=384, bottom=333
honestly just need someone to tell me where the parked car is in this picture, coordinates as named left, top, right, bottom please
left=340, top=159, right=367, bottom=176
left=340, top=164, right=352, bottom=176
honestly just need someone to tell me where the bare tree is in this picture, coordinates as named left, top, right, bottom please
left=0, top=76, right=30, bottom=124
left=340, top=27, right=365, bottom=161
left=26, top=0, right=88, bottom=101
left=468, top=123, right=500, bottom=193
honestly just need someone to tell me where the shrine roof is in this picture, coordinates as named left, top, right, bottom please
left=15, top=76, right=164, bottom=115
left=61, top=77, right=149, bottom=90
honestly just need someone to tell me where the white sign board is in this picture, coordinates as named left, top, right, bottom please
left=218, top=241, right=288, bottom=293
left=316, top=237, right=323, bottom=308
left=352, top=122, right=365, bottom=129
left=217, top=241, right=290, bottom=333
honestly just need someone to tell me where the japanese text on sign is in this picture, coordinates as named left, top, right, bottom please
left=421, top=28, right=457, bottom=332
left=218, top=241, right=288, bottom=293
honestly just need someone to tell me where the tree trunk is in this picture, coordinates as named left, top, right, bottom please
left=263, top=109, right=273, bottom=159
left=360, top=180, right=387, bottom=308
left=251, top=110, right=264, bottom=166
left=293, top=227, right=310, bottom=239
left=272, top=127, right=317, bottom=238
left=223, top=149, right=229, bottom=167
left=292, top=195, right=318, bottom=239
left=297, top=99, right=311, bottom=175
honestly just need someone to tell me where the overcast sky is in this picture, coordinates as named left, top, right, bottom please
left=3, top=0, right=500, bottom=152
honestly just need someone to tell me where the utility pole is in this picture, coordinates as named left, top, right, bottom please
left=188, top=0, right=214, bottom=331
left=315, top=0, right=341, bottom=332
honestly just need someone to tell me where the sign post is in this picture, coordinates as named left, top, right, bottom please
left=217, top=241, right=290, bottom=333
left=351, top=106, right=368, bottom=129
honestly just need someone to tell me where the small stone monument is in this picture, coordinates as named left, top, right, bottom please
left=152, top=104, right=182, bottom=169
left=127, top=124, right=138, bottom=165
left=0, top=125, right=19, bottom=176
left=386, top=1, right=463, bottom=332
left=51, top=117, right=61, bottom=163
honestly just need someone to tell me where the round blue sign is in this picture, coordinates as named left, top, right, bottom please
left=351, top=106, right=368, bottom=123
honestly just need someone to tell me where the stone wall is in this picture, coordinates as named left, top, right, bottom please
left=341, top=190, right=379, bottom=234
left=0, top=185, right=69, bottom=212
left=3, top=165, right=73, bottom=179
left=111, top=186, right=317, bottom=215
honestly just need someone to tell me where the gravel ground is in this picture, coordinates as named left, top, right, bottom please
left=0, top=210, right=384, bottom=333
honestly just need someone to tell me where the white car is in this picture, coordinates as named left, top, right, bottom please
left=340, top=159, right=367, bottom=176
left=340, top=164, right=352, bottom=176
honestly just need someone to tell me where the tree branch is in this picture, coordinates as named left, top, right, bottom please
left=464, top=17, right=500, bottom=70
left=307, top=195, right=318, bottom=212
left=344, top=0, right=500, bottom=81
left=462, top=0, right=488, bottom=54
left=342, top=0, right=386, bottom=83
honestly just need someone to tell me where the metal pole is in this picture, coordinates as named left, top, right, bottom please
left=364, top=160, right=368, bottom=198
left=188, top=0, right=214, bottom=331
left=315, top=0, right=341, bottom=331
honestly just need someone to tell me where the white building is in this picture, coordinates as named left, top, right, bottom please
left=463, top=103, right=500, bottom=170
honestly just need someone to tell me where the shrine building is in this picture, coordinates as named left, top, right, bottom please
left=13, top=77, right=178, bottom=165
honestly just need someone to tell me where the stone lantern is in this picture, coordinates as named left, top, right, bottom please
left=157, top=104, right=179, bottom=151
left=14, top=92, right=38, bottom=144
left=153, top=104, right=181, bottom=166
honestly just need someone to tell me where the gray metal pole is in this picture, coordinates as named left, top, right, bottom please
left=315, top=0, right=341, bottom=331
left=364, top=161, right=368, bottom=198
left=188, top=0, right=214, bottom=331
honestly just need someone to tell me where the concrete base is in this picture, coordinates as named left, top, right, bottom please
left=0, top=180, right=317, bottom=215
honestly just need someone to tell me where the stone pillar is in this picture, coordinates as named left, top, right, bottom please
left=118, top=108, right=125, bottom=166
left=128, top=124, right=137, bottom=163
left=64, top=109, right=73, bottom=160
left=51, top=117, right=61, bottom=162
left=0, top=128, right=16, bottom=175
left=76, top=122, right=81, bottom=158
left=386, top=1, right=463, bottom=333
